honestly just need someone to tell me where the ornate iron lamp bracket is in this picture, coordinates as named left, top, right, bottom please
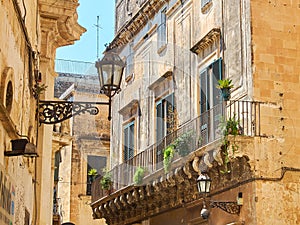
left=38, top=100, right=109, bottom=124
left=210, top=201, right=241, bottom=215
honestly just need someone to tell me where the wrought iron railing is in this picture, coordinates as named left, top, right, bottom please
left=91, top=100, right=261, bottom=201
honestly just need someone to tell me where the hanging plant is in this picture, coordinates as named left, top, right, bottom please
left=173, top=131, right=195, bottom=157
left=216, top=79, right=234, bottom=101
left=133, top=167, right=145, bottom=185
left=219, top=115, right=241, bottom=174
left=163, top=145, right=175, bottom=174
left=100, top=169, right=113, bottom=191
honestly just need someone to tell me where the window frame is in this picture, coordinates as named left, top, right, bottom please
left=200, top=58, right=223, bottom=114
left=199, top=58, right=223, bottom=144
left=123, top=120, right=135, bottom=162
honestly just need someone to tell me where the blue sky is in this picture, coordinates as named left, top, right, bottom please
left=56, top=1, right=115, bottom=63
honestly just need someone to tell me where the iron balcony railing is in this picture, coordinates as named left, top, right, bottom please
left=91, top=100, right=261, bottom=201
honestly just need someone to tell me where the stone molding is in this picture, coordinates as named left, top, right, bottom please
left=39, top=0, right=86, bottom=75
left=108, top=0, right=170, bottom=50
left=190, top=28, right=221, bottom=54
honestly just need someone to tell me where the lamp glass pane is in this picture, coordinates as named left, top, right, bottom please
left=113, top=65, right=123, bottom=87
left=205, top=180, right=211, bottom=193
left=198, top=180, right=206, bottom=193
left=101, top=64, right=112, bottom=86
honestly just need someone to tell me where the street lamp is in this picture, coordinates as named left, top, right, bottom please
left=38, top=49, right=125, bottom=124
left=197, top=173, right=211, bottom=194
left=197, top=173, right=242, bottom=217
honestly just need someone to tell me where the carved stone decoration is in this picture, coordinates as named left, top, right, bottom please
left=213, top=149, right=224, bottom=166
left=192, top=156, right=200, bottom=173
left=203, top=152, right=213, bottom=168
left=174, top=167, right=185, bottom=184
left=114, top=197, right=122, bottom=210
left=166, top=173, right=176, bottom=186
left=91, top=154, right=253, bottom=225
left=190, top=28, right=221, bottom=54
left=138, top=187, right=145, bottom=200
left=183, top=164, right=192, bottom=178
left=132, top=188, right=140, bottom=202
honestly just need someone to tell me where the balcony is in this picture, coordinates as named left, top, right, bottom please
left=91, top=100, right=261, bottom=224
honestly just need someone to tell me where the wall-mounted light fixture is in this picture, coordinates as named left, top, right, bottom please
left=38, top=49, right=125, bottom=124
left=4, top=139, right=38, bottom=157
left=197, top=173, right=243, bottom=218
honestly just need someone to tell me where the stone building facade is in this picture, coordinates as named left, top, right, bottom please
left=91, top=0, right=300, bottom=225
left=0, top=0, right=84, bottom=224
left=53, top=64, right=110, bottom=225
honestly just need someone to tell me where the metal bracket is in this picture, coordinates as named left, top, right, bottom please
left=38, top=100, right=109, bottom=124
left=210, top=201, right=241, bottom=214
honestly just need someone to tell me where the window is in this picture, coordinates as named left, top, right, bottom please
left=54, top=150, right=62, bottom=182
left=157, top=8, right=167, bottom=50
left=86, top=155, right=107, bottom=195
left=123, top=121, right=135, bottom=161
left=156, top=93, right=175, bottom=164
left=5, top=81, right=13, bottom=113
left=200, top=58, right=222, bottom=144
left=156, top=93, right=175, bottom=141
left=200, top=58, right=222, bottom=113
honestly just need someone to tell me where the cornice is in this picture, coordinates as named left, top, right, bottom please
left=108, top=0, right=170, bottom=50
left=190, top=28, right=221, bottom=54
left=39, top=0, right=86, bottom=50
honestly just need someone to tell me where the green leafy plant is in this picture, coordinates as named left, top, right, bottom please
left=219, top=115, right=241, bottom=174
left=163, top=145, right=175, bottom=174
left=88, top=168, right=98, bottom=176
left=33, top=83, right=48, bottom=99
left=217, top=79, right=234, bottom=101
left=100, top=169, right=112, bottom=190
left=223, top=116, right=241, bottom=136
left=216, top=79, right=234, bottom=89
left=88, top=168, right=98, bottom=182
left=173, top=131, right=195, bottom=157
left=133, top=167, right=145, bottom=185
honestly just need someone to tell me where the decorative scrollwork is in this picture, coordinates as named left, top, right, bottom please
left=210, top=201, right=241, bottom=214
left=38, top=101, right=107, bottom=124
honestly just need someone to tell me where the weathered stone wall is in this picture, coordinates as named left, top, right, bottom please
left=54, top=75, right=110, bottom=225
left=250, top=1, right=300, bottom=224
left=0, top=0, right=85, bottom=225
left=0, top=1, right=39, bottom=224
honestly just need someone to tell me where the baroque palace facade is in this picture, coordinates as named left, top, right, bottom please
left=91, top=0, right=300, bottom=225
left=0, top=0, right=84, bottom=224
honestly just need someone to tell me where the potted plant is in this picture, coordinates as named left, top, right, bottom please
left=133, top=167, right=145, bottom=185
left=88, top=168, right=98, bottom=182
left=163, top=145, right=175, bottom=173
left=217, top=78, right=234, bottom=101
left=100, top=169, right=113, bottom=194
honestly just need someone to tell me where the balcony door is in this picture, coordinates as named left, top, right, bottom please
left=156, top=93, right=175, bottom=166
left=200, top=58, right=222, bottom=144
left=123, top=121, right=135, bottom=162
